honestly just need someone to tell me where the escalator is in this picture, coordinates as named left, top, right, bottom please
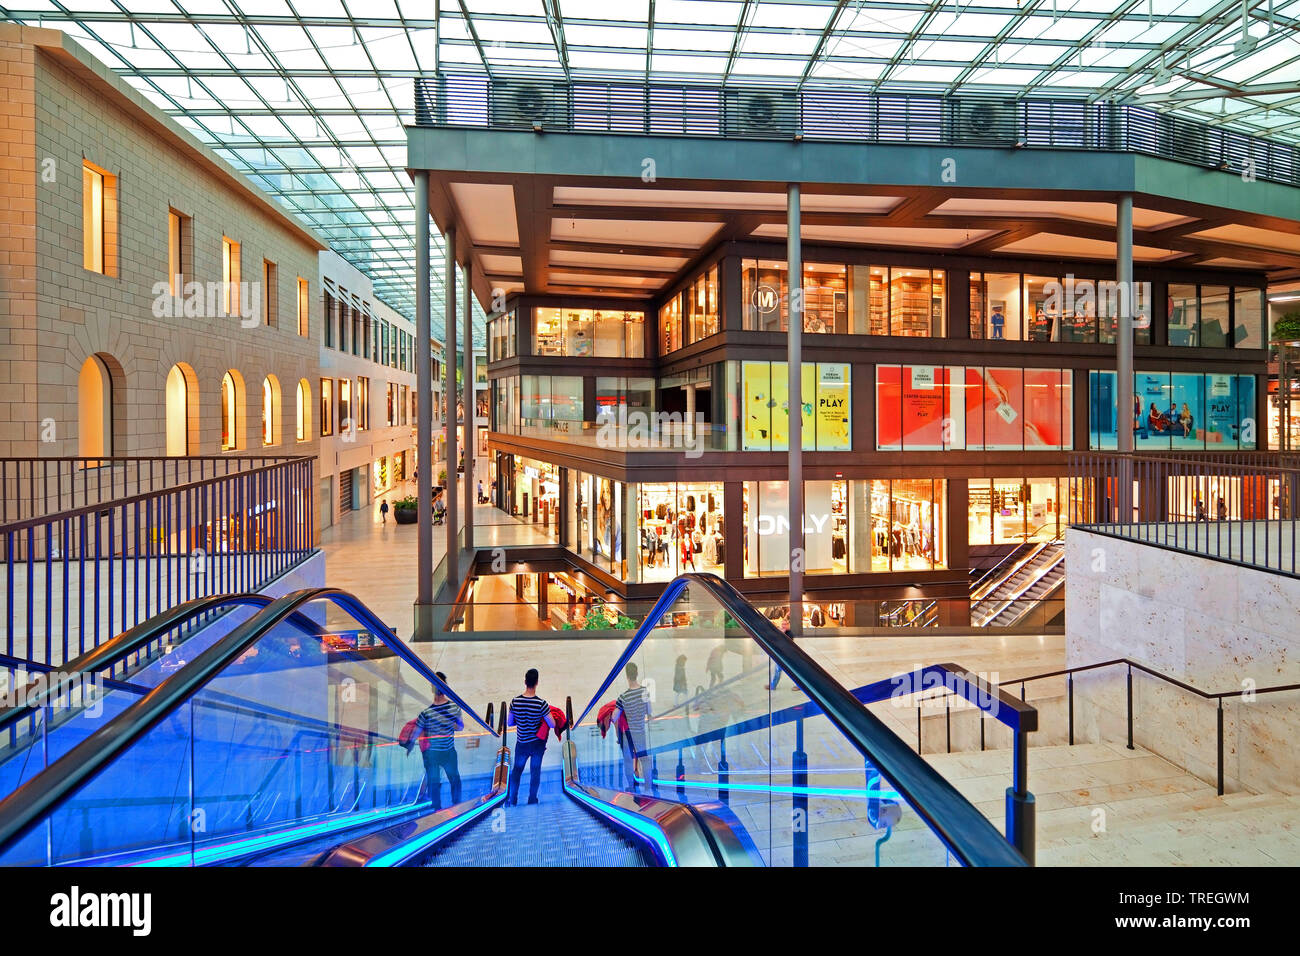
left=0, top=574, right=1028, bottom=868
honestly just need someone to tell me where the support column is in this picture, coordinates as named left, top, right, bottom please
left=463, top=264, right=474, bottom=552
left=414, top=170, right=434, bottom=639
left=787, top=183, right=804, bottom=637
left=444, top=227, right=459, bottom=590
left=1116, top=194, right=1135, bottom=523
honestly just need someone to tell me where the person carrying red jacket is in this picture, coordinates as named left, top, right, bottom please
left=536, top=704, right=568, bottom=741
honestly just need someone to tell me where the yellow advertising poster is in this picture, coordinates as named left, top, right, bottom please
left=742, top=361, right=773, bottom=450
left=770, top=363, right=789, bottom=450
left=816, top=363, right=851, bottom=450
left=802, top=362, right=816, bottom=450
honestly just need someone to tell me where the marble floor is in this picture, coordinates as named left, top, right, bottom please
left=927, top=742, right=1300, bottom=866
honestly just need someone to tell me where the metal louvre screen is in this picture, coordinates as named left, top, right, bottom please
left=414, top=72, right=1300, bottom=187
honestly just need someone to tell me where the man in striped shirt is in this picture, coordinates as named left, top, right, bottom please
left=414, top=672, right=464, bottom=811
left=613, top=662, right=654, bottom=792
left=505, top=668, right=555, bottom=806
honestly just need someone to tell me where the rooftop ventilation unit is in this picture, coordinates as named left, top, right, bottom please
left=722, top=88, right=798, bottom=137
left=488, top=79, right=572, bottom=130
left=944, top=96, right=1019, bottom=147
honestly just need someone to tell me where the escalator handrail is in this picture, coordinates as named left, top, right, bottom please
left=0, top=593, right=321, bottom=733
left=0, top=587, right=496, bottom=857
left=574, top=572, right=1028, bottom=868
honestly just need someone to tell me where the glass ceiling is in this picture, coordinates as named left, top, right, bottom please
left=5, top=0, right=1298, bottom=334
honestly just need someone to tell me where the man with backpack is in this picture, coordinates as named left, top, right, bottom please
left=406, top=673, right=464, bottom=811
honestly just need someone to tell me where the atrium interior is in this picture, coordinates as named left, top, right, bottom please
left=0, top=0, right=1298, bottom=886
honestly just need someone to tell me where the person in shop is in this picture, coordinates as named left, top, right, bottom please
left=673, top=655, right=689, bottom=707
left=680, top=528, right=696, bottom=571
left=706, top=643, right=726, bottom=688
left=642, top=524, right=660, bottom=568
left=433, top=492, right=446, bottom=525
left=477, top=480, right=485, bottom=503
left=1195, top=498, right=1207, bottom=521
left=1178, top=403, right=1195, bottom=438
left=1216, top=497, right=1228, bottom=520
left=379, top=498, right=389, bottom=525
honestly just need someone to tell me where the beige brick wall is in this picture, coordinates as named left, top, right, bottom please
left=0, top=25, right=324, bottom=541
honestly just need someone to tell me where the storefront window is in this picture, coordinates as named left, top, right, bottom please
left=513, top=456, right=560, bottom=542
left=634, top=482, right=725, bottom=583
left=878, top=365, right=1072, bottom=451
left=1023, top=275, right=1059, bottom=342
left=890, top=268, right=944, bottom=337
left=1169, top=284, right=1199, bottom=346
left=1201, top=286, right=1230, bottom=348
left=535, top=308, right=563, bottom=356
left=521, top=374, right=583, bottom=425
left=659, top=295, right=682, bottom=355
left=1090, top=370, right=1257, bottom=450
left=849, top=265, right=889, bottom=335
left=1234, top=288, right=1264, bottom=349
left=743, top=481, right=789, bottom=578
left=742, top=361, right=852, bottom=451
left=687, top=267, right=720, bottom=344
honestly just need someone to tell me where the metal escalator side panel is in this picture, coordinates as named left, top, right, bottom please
left=562, top=782, right=710, bottom=867
left=315, top=791, right=507, bottom=867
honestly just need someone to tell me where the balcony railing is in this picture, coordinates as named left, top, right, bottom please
left=1069, top=451, right=1300, bottom=577
left=1, top=456, right=316, bottom=669
left=413, top=73, right=1300, bottom=189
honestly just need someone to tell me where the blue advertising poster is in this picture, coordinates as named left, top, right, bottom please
left=1205, top=373, right=1237, bottom=448
left=1088, top=371, right=1252, bottom=451
left=1168, top=372, right=1205, bottom=449
left=1237, top=374, right=1257, bottom=449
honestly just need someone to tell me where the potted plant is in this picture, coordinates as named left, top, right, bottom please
left=437, top=467, right=447, bottom=486
left=392, top=495, right=418, bottom=524
left=560, top=600, right=639, bottom=630
left=1271, top=311, right=1300, bottom=345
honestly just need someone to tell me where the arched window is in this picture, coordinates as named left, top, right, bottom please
left=165, top=363, right=198, bottom=456
left=296, top=379, right=311, bottom=442
left=221, top=371, right=239, bottom=451
left=78, top=355, right=113, bottom=459
left=261, top=375, right=281, bottom=447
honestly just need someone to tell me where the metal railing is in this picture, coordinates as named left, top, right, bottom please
left=414, top=73, right=1300, bottom=188
left=1069, top=451, right=1300, bottom=577
left=1004, top=659, right=1300, bottom=797
left=0, top=456, right=302, bottom=526
left=1, top=456, right=316, bottom=668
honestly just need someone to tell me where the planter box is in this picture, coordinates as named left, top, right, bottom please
left=393, top=509, right=417, bottom=524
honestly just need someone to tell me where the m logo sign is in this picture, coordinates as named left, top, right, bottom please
left=753, top=284, right=778, bottom=314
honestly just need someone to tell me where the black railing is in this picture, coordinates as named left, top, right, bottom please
left=413, top=73, right=1300, bottom=188
left=1, top=456, right=316, bottom=669
left=1005, top=658, right=1300, bottom=797
left=1069, top=451, right=1300, bottom=577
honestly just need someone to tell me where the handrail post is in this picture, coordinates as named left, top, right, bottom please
left=1006, top=727, right=1036, bottom=865
left=1216, top=698, right=1225, bottom=796
left=1067, top=674, right=1074, bottom=746
left=1126, top=665, right=1135, bottom=750
left=792, top=716, right=808, bottom=867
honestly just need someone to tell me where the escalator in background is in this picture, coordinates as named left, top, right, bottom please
left=970, top=541, right=1065, bottom=627
left=0, top=574, right=1028, bottom=868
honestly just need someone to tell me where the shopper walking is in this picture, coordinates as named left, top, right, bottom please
left=411, top=673, right=464, bottom=811
left=379, top=498, right=389, bottom=524
left=613, top=662, right=653, bottom=792
left=506, top=668, right=555, bottom=806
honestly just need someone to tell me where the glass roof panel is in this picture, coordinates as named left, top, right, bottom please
left=5, top=0, right=1295, bottom=335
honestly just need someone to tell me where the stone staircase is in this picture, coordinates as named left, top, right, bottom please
left=926, top=742, right=1300, bottom=866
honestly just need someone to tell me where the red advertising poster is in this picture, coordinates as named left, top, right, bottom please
left=1024, top=368, right=1064, bottom=448
left=964, top=367, right=985, bottom=449
left=970, top=367, right=1024, bottom=449
left=876, top=365, right=902, bottom=450
left=901, top=365, right=945, bottom=449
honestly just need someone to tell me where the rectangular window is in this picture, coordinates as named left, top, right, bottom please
left=338, top=379, right=352, bottom=435
left=1234, top=287, right=1264, bottom=349
left=297, top=278, right=309, bottom=337
left=320, top=379, right=334, bottom=437
left=222, top=237, right=242, bottom=316
left=83, top=163, right=106, bottom=274
left=338, top=298, right=350, bottom=353
left=399, top=385, right=409, bottom=426
left=1200, top=286, right=1230, bottom=348
left=357, top=377, right=370, bottom=430
left=1169, top=284, right=1199, bottom=346
left=324, top=291, right=336, bottom=348
left=351, top=302, right=362, bottom=356
left=1090, top=370, right=1256, bottom=450
left=167, top=210, right=188, bottom=295
left=262, top=260, right=277, bottom=327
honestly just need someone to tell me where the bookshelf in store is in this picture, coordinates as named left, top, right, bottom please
left=803, top=274, right=848, bottom=333
left=890, top=273, right=933, bottom=337
left=870, top=273, right=887, bottom=334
